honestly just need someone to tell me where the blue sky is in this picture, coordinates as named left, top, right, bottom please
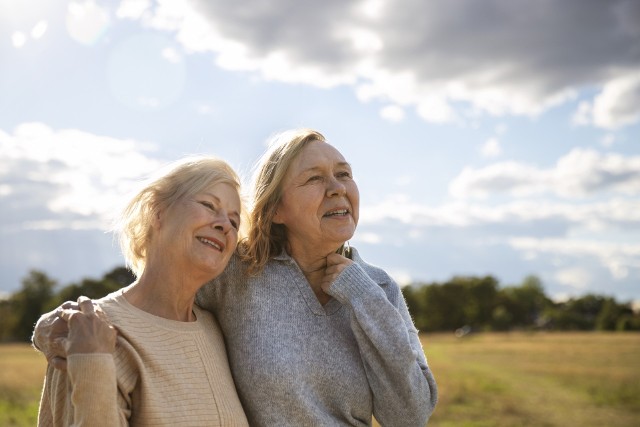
left=1, top=0, right=639, bottom=305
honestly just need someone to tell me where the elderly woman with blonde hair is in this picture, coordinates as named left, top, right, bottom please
left=36, top=156, right=249, bottom=426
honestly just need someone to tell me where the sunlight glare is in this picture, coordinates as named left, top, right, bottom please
left=30, top=20, right=48, bottom=39
left=11, top=31, right=27, bottom=48
left=66, top=0, right=109, bottom=45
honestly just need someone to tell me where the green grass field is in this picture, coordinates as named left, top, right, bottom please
left=2, top=332, right=639, bottom=426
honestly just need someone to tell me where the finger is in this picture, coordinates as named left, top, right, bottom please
left=59, top=309, right=80, bottom=322
left=94, top=306, right=111, bottom=323
left=61, top=301, right=80, bottom=310
left=326, top=252, right=352, bottom=266
left=77, top=296, right=95, bottom=315
left=326, top=252, right=343, bottom=263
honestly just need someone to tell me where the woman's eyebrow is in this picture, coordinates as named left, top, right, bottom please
left=203, top=193, right=241, bottom=219
left=202, top=193, right=221, bottom=203
left=300, top=161, right=351, bottom=173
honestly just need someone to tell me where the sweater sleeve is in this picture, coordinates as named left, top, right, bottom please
left=66, top=353, right=129, bottom=426
left=327, top=263, right=438, bottom=427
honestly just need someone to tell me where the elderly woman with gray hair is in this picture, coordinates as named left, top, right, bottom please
left=199, top=129, right=437, bottom=426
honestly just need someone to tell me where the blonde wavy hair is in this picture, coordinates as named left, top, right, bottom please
left=115, top=156, right=245, bottom=277
left=240, top=128, right=326, bottom=274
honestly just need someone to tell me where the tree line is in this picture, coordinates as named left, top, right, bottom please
left=403, top=275, right=640, bottom=333
left=0, top=268, right=135, bottom=342
left=1, top=268, right=639, bottom=342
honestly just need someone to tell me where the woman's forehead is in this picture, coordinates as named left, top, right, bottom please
left=292, top=141, right=348, bottom=169
left=200, top=182, right=240, bottom=205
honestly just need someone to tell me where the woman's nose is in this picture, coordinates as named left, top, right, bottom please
left=326, top=177, right=347, bottom=197
left=212, top=212, right=232, bottom=233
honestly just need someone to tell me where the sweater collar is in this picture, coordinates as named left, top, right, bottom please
left=272, top=246, right=361, bottom=262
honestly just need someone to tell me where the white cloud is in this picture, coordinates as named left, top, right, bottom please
left=354, top=195, right=640, bottom=301
left=591, top=74, right=640, bottom=129
left=416, top=95, right=458, bottom=123
left=573, top=74, right=640, bottom=129
left=355, top=192, right=640, bottom=297
left=116, top=0, right=151, bottom=20
left=161, top=46, right=182, bottom=63
left=359, top=196, right=640, bottom=232
left=0, top=123, right=162, bottom=231
left=450, top=148, right=640, bottom=199
left=481, top=137, right=502, bottom=158
left=115, top=0, right=640, bottom=127
left=450, top=162, right=545, bottom=199
left=379, top=105, right=404, bottom=122
left=554, top=268, right=591, bottom=290
left=509, top=237, right=640, bottom=280
left=571, top=100, right=592, bottom=126
left=355, top=232, right=381, bottom=244
left=358, top=0, right=385, bottom=20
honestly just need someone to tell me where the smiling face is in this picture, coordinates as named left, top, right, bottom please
left=273, top=140, right=359, bottom=256
left=156, top=181, right=241, bottom=280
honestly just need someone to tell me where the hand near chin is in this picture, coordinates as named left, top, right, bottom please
left=320, top=252, right=354, bottom=294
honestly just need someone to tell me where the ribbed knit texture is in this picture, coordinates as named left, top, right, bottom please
left=37, top=291, right=248, bottom=426
left=196, top=247, right=438, bottom=427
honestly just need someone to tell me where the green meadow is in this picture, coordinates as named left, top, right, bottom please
left=2, top=333, right=639, bottom=426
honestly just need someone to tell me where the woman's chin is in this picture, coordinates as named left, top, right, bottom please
left=327, top=228, right=356, bottom=245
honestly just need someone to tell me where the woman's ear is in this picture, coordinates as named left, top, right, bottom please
left=272, top=206, right=283, bottom=225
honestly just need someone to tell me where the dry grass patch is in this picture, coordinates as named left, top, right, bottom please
left=3, top=334, right=640, bottom=427
left=424, top=332, right=640, bottom=427
left=0, top=344, right=47, bottom=426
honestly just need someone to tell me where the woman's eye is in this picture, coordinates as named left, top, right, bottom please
left=200, top=201, right=215, bottom=211
left=307, top=175, right=323, bottom=183
left=230, top=220, right=239, bottom=230
left=337, top=171, right=352, bottom=179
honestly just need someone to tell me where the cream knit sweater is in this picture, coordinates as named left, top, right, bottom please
left=37, top=290, right=248, bottom=426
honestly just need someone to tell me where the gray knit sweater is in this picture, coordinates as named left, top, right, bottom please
left=196, top=247, right=437, bottom=426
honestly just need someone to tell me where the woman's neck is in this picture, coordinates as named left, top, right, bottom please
left=123, top=265, right=203, bottom=322
left=288, top=243, right=340, bottom=305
